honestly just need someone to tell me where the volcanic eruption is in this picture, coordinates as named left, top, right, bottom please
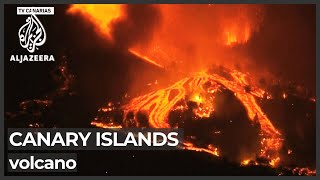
left=67, top=4, right=279, bottom=163
left=5, top=4, right=312, bottom=176
left=65, top=4, right=317, bottom=175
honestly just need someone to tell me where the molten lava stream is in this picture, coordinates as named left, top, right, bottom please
left=129, top=49, right=164, bottom=69
left=117, top=70, right=283, bottom=166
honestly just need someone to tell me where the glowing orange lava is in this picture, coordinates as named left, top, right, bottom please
left=92, top=68, right=283, bottom=166
left=129, top=49, right=164, bottom=68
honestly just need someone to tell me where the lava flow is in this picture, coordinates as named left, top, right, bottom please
left=92, top=68, right=283, bottom=167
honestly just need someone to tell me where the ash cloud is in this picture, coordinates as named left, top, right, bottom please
left=110, top=4, right=162, bottom=49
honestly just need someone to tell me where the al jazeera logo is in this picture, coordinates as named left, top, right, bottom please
left=10, top=7, right=55, bottom=63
